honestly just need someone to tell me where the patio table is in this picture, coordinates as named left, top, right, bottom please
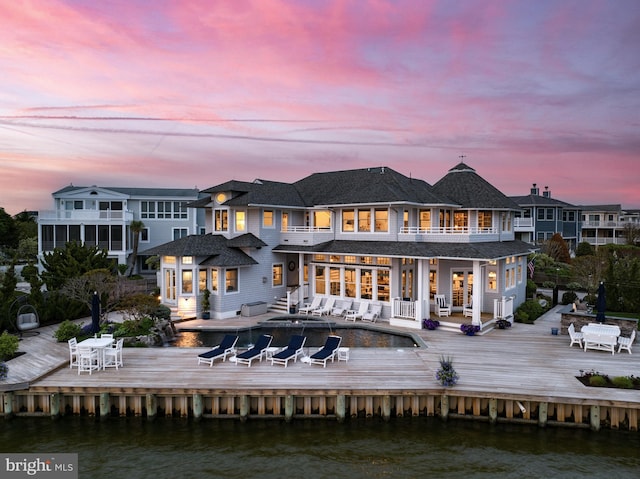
left=582, top=324, right=620, bottom=355
left=78, top=337, right=114, bottom=370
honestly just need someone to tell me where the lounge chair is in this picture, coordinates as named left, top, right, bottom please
left=617, top=329, right=635, bottom=354
left=312, top=297, right=336, bottom=316
left=361, top=303, right=382, bottom=323
left=331, top=299, right=352, bottom=318
left=434, top=294, right=451, bottom=317
left=271, top=335, right=307, bottom=367
left=235, top=334, right=273, bottom=367
left=345, top=301, right=368, bottom=322
left=299, top=296, right=322, bottom=315
left=309, top=335, right=342, bottom=367
left=568, top=323, right=583, bottom=348
left=197, top=334, right=239, bottom=367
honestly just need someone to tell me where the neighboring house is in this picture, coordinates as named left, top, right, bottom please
left=579, top=204, right=635, bottom=246
left=38, top=185, right=204, bottom=275
left=510, top=184, right=582, bottom=252
left=142, top=163, right=534, bottom=329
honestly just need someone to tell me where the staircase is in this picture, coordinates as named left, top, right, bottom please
left=269, top=296, right=291, bottom=315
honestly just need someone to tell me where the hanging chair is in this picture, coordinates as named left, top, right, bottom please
left=16, top=304, right=40, bottom=337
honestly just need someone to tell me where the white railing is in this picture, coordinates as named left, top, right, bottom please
left=39, top=210, right=134, bottom=221
left=392, top=297, right=417, bottom=319
left=282, top=226, right=332, bottom=233
left=582, top=221, right=626, bottom=228
left=399, top=226, right=497, bottom=235
left=494, top=296, right=514, bottom=322
left=513, top=217, right=534, bottom=227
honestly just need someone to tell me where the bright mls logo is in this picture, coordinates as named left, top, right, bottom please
left=1, top=454, right=77, bottom=478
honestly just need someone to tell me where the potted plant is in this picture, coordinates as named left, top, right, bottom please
left=460, top=324, right=480, bottom=336
left=422, top=318, right=440, bottom=330
left=495, top=319, right=512, bottom=329
left=201, top=289, right=211, bottom=320
left=0, top=362, right=8, bottom=381
left=435, top=356, right=459, bottom=386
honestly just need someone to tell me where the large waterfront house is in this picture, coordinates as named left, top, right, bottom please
left=141, top=163, right=535, bottom=330
left=580, top=204, right=640, bottom=246
left=38, top=185, right=204, bottom=273
left=510, top=184, right=582, bottom=252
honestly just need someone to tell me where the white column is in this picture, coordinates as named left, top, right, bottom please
left=472, top=260, right=482, bottom=326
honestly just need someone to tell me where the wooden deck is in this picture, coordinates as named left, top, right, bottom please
left=2, top=306, right=639, bottom=429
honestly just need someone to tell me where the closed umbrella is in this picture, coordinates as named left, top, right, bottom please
left=91, top=291, right=101, bottom=334
left=595, top=282, right=606, bottom=323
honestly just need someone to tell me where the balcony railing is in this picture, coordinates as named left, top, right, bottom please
left=282, top=226, right=332, bottom=233
left=399, top=226, right=498, bottom=235
left=39, top=210, right=134, bottom=221
left=513, top=217, right=534, bottom=228
left=581, top=221, right=627, bottom=228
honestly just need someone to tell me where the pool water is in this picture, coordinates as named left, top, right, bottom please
left=173, top=323, right=418, bottom=349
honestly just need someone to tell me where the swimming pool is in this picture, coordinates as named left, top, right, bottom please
left=174, top=319, right=419, bottom=349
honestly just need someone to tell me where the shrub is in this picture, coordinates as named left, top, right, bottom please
left=562, top=291, right=578, bottom=305
left=611, top=376, right=634, bottom=389
left=495, top=319, right=512, bottom=329
left=114, top=317, right=155, bottom=337
left=514, top=299, right=545, bottom=323
left=542, top=281, right=556, bottom=289
left=0, top=332, right=20, bottom=361
left=460, top=324, right=480, bottom=335
left=565, top=282, right=582, bottom=291
left=526, top=280, right=537, bottom=298
left=435, top=356, right=459, bottom=386
left=53, top=320, right=83, bottom=342
left=422, top=318, right=440, bottom=330
left=588, top=375, right=608, bottom=387
left=514, top=310, right=530, bottom=323
left=153, top=304, right=171, bottom=321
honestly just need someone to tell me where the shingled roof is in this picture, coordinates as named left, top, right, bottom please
left=139, top=234, right=258, bottom=266
left=274, top=239, right=535, bottom=261
left=432, top=163, right=521, bottom=210
left=509, top=194, right=576, bottom=208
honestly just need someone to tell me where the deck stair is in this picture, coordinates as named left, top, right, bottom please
left=268, top=296, right=290, bottom=315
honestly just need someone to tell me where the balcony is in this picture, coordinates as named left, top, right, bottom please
left=513, top=217, right=534, bottom=230
left=279, top=226, right=334, bottom=246
left=398, top=226, right=501, bottom=243
left=39, top=209, right=134, bottom=222
left=581, top=221, right=626, bottom=229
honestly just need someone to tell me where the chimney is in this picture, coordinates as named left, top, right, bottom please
left=530, top=183, right=539, bottom=195
left=543, top=186, right=550, bottom=198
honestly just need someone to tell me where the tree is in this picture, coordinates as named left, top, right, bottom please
left=622, top=223, right=640, bottom=246
left=40, top=242, right=114, bottom=290
left=0, top=207, right=18, bottom=251
left=575, top=241, right=595, bottom=257
left=126, top=220, right=145, bottom=277
left=59, top=269, right=127, bottom=322
left=542, top=233, right=571, bottom=264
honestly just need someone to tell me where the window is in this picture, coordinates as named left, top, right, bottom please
left=360, top=269, right=373, bottom=299
left=419, top=210, right=431, bottom=230
left=358, top=209, right=371, bottom=232
left=487, top=270, right=497, bottom=291
left=374, top=208, right=388, bottom=232
left=181, top=270, right=193, bottom=294
left=141, top=201, right=187, bottom=219
left=478, top=211, right=492, bottom=229
left=403, top=210, right=409, bottom=229
left=263, top=210, right=274, bottom=228
left=546, top=209, right=554, bottom=220
left=453, top=211, right=468, bottom=229
left=377, top=270, right=390, bottom=301
left=141, top=201, right=156, bottom=219
left=235, top=211, right=246, bottom=232
left=345, top=268, right=356, bottom=298
left=198, top=270, right=207, bottom=292
left=281, top=212, right=288, bottom=231
left=173, top=228, right=188, bottom=240
left=214, top=210, right=228, bottom=232
left=329, top=267, right=341, bottom=295
left=342, top=210, right=354, bottom=232
left=164, top=256, right=176, bottom=264
left=210, top=269, right=218, bottom=292
left=141, top=228, right=149, bottom=242
left=183, top=256, right=193, bottom=265
left=314, top=210, right=331, bottom=229
left=315, top=266, right=326, bottom=295
left=225, top=268, right=238, bottom=292
left=537, top=208, right=545, bottom=220
left=314, top=254, right=326, bottom=262
left=272, top=264, right=283, bottom=286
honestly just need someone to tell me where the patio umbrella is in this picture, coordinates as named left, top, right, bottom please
left=595, top=282, right=606, bottom=323
left=91, top=291, right=101, bottom=334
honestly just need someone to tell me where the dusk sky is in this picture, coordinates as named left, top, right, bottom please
left=1, top=0, right=639, bottom=215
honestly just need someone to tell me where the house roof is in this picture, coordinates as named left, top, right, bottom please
left=53, top=185, right=199, bottom=198
left=579, top=204, right=622, bottom=212
left=139, top=234, right=258, bottom=266
left=432, top=163, right=521, bottom=210
left=509, top=194, right=576, bottom=208
left=273, top=239, right=535, bottom=261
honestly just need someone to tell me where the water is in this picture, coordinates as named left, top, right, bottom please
left=1, top=417, right=639, bottom=478
left=174, top=325, right=417, bottom=349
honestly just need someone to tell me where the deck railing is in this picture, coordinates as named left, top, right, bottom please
left=494, top=296, right=514, bottom=322
left=392, top=297, right=417, bottom=319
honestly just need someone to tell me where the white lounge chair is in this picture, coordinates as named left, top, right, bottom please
left=434, top=295, right=451, bottom=317
left=361, top=303, right=382, bottom=323
left=235, top=335, right=273, bottom=367
left=271, top=335, right=307, bottom=367
left=312, top=297, right=336, bottom=316
left=299, top=296, right=322, bottom=315
left=463, top=299, right=473, bottom=318
left=617, top=329, right=635, bottom=354
left=309, top=335, right=342, bottom=367
left=197, top=334, right=239, bottom=366
left=568, top=323, right=583, bottom=348
left=331, top=299, right=352, bottom=318
left=345, top=301, right=369, bottom=322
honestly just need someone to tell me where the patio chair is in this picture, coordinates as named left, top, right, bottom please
left=617, top=329, right=635, bottom=354
left=331, top=299, right=352, bottom=318
left=104, top=338, right=124, bottom=370
left=77, top=347, right=99, bottom=375
left=345, top=301, right=369, bottom=322
left=463, top=299, right=473, bottom=318
left=68, top=337, right=79, bottom=369
left=271, top=335, right=307, bottom=367
left=309, top=335, right=342, bottom=367
left=568, top=323, right=583, bottom=348
left=361, top=303, right=382, bottom=323
left=299, top=296, right=322, bottom=315
left=235, top=334, right=273, bottom=367
left=312, top=297, right=336, bottom=316
left=434, top=295, right=451, bottom=317
left=198, top=334, right=239, bottom=366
